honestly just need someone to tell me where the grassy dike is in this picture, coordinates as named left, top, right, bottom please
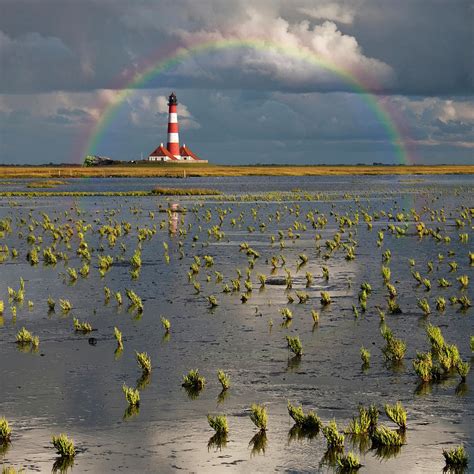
left=0, top=164, right=473, bottom=179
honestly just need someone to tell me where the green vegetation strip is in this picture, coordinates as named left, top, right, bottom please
left=0, top=187, right=221, bottom=197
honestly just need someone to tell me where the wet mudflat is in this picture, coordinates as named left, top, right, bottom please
left=0, top=175, right=472, bottom=473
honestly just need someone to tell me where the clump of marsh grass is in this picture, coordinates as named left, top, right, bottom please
left=122, top=384, right=140, bottom=406
left=322, top=419, right=345, bottom=449
left=322, top=266, right=329, bottom=281
left=250, top=403, right=267, bottom=431
left=320, top=291, right=331, bottom=306
left=381, top=266, right=391, bottom=283
left=281, top=307, right=293, bottom=320
left=182, top=369, right=205, bottom=390
left=413, top=352, right=435, bottom=382
left=380, top=325, right=406, bottom=362
left=370, top=426, right=403, bottom=447
left=456, top=360, right=470, bottom=382
left=160, top=316, right=170, bottom=332
left=438, top=278, right=451, bottom=288
left=207, top=415, right=228, bottom=435
left=418, top=298, right=431, bottom=316
left=135, top=351, right=151, bottom=374
left=207, top=295, right=218, bottom=308
left=287, top=401, right=322, bottom=431
left=360, top=347, right=371, bottom=367
left=311, top=309, right=319, bottom=323
left=1, top=466, right=25, bottom=474
left=457, top=275, right=469, bottom=289
left=51, top=433, right=75, bottom=458
left=104, top=286, right=111, bottom=303
left=346, top=405, right=378, bottom=435
left=47, top=296, right=55, bottom=311
left=436, top=296, right=446, bottom=311
left=0, top=417, right=12, bottom=443
left=336, top=451, right=362, bottom=471
left=296, top=291, right=309, bottom=303
left=59, top=299, right=72, bottom=313
left=387, top=298, right=402, bottom=314
left=114, top=327, right=123, bottom=349
left=15, top=327, right=39, bottom=348
left=217, top=370, right=230, bottom=390
left=384, top=401, right=406, bottom=430
left=73, top=318, right=92, bottom=333
left=125, top=289, right=143, bottom=313
left=286, top=335, right=303, bottom=356
left=442, top=445, right=469, bottom=470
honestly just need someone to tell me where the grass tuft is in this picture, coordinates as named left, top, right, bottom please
left=442, top=445, right=469, bottom=469
left=0, top=417, right=12, bottom=443
left=51, top=433, right=76, bottom=458
left=217, top=369, right=230, bottom=390
left=135, top=351, right=152, bottom=374
left=384, top=401, right=407, bottom=430
left=207, top=415, right=229, bottom=434
left=250, top=403, right=267, bottom=431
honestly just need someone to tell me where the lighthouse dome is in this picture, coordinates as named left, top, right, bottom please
left=168, top=92, right=178, bottom=105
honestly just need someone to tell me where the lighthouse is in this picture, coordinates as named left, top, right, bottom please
left=147, top=92, right=207, bottom=162
left=166, top=92, right=180, bottom=158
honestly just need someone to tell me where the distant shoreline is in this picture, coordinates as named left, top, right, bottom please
left=0, top=164, right=473, bottom=178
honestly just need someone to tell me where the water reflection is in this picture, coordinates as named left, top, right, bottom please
left=287, top=355, right=302, bottom=372
left=52, top=456, right=74, bottom=473
left=123, top=404, right=140, bottom=420
left=249, top=430, right=267, bottom=456
left=320, top=446, right=343, bottom=468
left=287, top=425, right=319, bottom=443
left=217, top=389, right=229, bottom=405
left=207, top=432, right=228, bottom=451
left=455, top=382, right=468, bottom=397
left=136, top=372, right=151, bottom=391
left=182, top=385, right=203, bottom=400
left=371, top=443, right=402, bottom=460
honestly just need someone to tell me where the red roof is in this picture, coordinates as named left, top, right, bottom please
left=179, top=145, right=203, bottom=161
left=149, top=144, right=178, bottom=160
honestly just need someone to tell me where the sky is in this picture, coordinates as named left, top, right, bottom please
left=0, top=0, right=473, bottom=165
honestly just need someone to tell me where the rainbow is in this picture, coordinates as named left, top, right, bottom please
left=81, top=38, right=411, bottom=164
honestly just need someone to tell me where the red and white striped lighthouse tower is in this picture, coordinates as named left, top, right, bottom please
left=166, top=92, right=180, bottom=158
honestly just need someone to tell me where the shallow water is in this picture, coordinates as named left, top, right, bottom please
left=0, top=175, right=472, bottom=473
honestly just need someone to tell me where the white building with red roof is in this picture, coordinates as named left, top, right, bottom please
left=147, top=93, right=207, bottom=163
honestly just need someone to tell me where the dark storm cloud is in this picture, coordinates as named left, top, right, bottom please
left=0, top=0, right=472, bottom=95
